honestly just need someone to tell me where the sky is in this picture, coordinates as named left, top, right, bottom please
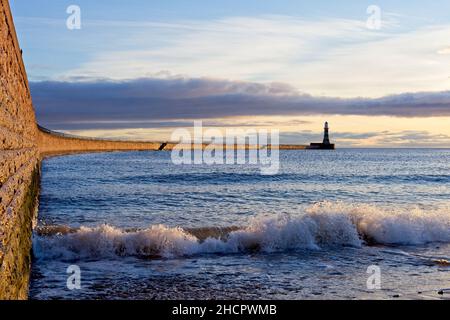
left=10, top=0, right=450, bottom=147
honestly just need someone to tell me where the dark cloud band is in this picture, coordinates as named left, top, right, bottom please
left=30, top=77, right=450, bottom=130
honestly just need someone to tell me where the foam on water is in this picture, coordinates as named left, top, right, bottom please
left=33, top=202, right=450, bottom=260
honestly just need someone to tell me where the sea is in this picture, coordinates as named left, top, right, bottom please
left=29, top=149, right=450, bottom=299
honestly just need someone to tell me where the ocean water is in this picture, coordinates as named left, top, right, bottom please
left=30, top=149, right=450, bottom=300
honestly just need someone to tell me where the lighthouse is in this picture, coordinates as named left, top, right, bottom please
left=323, top=122, right=331, bottom=145
left=307, top=121, right=335, bottom=149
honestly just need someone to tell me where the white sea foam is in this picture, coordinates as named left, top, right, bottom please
left=33, top=202, right=450, bottom=260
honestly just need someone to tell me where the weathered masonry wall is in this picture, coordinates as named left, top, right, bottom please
left=0, top=0, right=39, bottom=299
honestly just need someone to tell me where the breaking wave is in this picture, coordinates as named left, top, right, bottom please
left=33, top=202, right=450, bottom=260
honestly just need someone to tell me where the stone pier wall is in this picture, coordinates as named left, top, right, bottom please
left=37, top=126, right=163, bottom=157
left=0, top=0, right=39, bottom=299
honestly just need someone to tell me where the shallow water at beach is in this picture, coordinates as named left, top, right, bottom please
left=30, top=149, right=450, bottom=299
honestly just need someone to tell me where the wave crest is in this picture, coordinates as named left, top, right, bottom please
left=34, top=202, right=450, bottom=260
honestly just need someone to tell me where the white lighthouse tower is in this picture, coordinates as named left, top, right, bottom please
left=323, top=122, right=331, bottom=145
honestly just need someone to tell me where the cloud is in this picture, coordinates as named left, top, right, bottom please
left=51, top=15, right=450, bottom=98
left=375, top=130, right=450, bottom=147
left=31, top=77, right=450, bottom=130
left=437, top=47, right=450, bottom=55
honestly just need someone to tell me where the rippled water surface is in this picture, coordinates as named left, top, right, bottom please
left=30, top=149, right=450, bottom=299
